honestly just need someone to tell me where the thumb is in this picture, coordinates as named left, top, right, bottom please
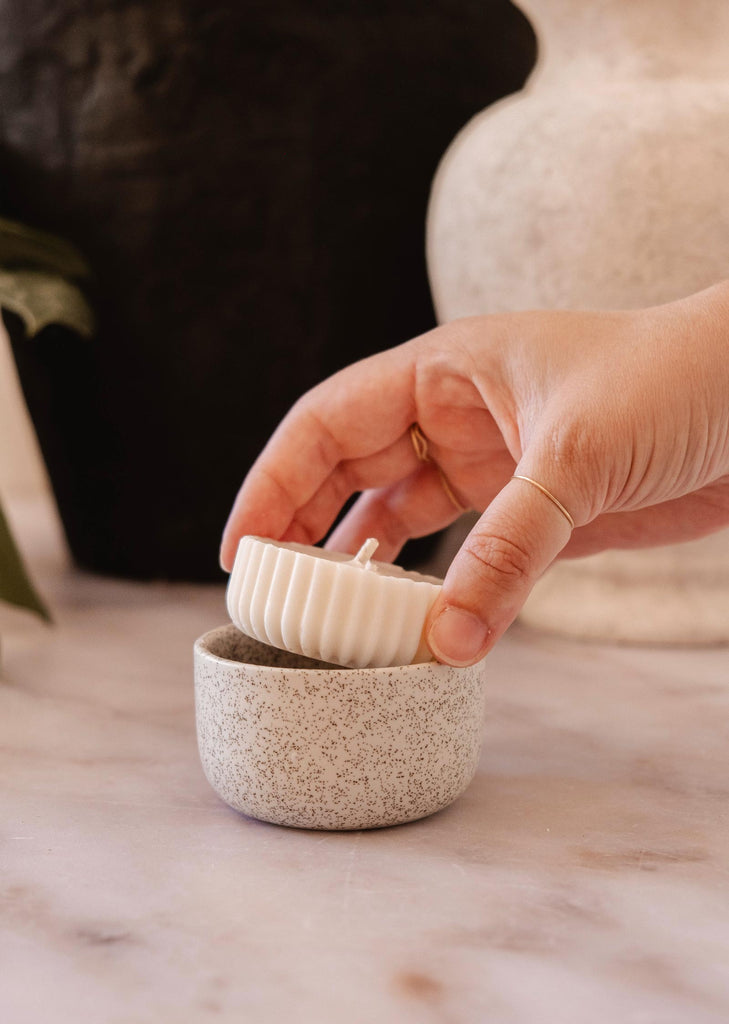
left=425, top=474, right=577, bottom=665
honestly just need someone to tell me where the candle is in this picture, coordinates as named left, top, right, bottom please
left=226, top=536, right=443, bottom=669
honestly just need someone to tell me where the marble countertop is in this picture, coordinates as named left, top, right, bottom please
left=2, top=496, right=729, bottom=1024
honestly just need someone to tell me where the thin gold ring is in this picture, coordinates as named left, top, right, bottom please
left=512, top=474, right=575, bottom=530
left=410, top=423, right=468, bottom=515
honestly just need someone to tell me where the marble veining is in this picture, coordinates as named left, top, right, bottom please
left=2, top=496, right=729, bottom=1023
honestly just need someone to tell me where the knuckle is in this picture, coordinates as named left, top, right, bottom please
left=462, top=531, right=533, bottom=595
left=541, top=416, right=608, bottom=520
left=336, top=463, right=360, bottom=501
left=545, top=416, right=599, bottom=471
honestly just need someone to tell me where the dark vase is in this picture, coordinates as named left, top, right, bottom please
left=0, top=0, right=535, bottom=580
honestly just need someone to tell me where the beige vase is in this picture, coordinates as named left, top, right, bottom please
left=426, top=0, right=729, bottom=643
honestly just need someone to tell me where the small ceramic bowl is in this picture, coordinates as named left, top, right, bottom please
left=194, top=624, right=487, bottom=831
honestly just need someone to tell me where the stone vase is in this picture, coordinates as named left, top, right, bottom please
left=426, top=0, right=729, bottom=643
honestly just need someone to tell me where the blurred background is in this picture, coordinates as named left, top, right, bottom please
left=0, top=0, right=535, bottom=580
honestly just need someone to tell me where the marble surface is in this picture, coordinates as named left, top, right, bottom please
left=2, top=495, right=729, bottom=1023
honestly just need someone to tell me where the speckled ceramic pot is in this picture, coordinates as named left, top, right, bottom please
left=194, top=624, right=487, bottom=831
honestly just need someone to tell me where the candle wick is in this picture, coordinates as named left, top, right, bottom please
left=352, top=538, right=379, bottom=568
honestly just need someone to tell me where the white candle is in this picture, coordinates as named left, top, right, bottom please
left=226, top=536, right=443, bottom=669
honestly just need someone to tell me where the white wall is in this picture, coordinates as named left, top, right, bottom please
left=0, top=321, right=50, bottom=499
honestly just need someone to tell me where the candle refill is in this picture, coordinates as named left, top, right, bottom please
left=226, top=536, right=443, bottom=669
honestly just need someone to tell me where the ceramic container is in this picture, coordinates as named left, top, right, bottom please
left=427, top=0, right=729, bottom=644
left=194, top=624, right=487, bottom=831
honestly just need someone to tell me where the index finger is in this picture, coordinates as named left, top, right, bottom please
left=219, top=343, right=417, bottom=569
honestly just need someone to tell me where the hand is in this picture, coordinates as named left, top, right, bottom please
left=221, top=282, right=729, bottom=664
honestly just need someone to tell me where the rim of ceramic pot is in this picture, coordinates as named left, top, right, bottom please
left=194, top=623, right=472, bottom=676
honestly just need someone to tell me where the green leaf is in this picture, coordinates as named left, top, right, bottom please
left=0, top=268, right=95, bottom=338
left=0, top=216, right=91, bottom=281
left=0, top=498, right=51, bottom=621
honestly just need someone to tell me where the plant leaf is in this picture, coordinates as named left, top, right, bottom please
left=0, top=216, right=91, bottom=281
left=0, top=498, right=51, bottom=621
left=0, top=268, right=95, bottom=338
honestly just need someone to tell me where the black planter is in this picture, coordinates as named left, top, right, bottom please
left=0, top=0, right=535, bottom=580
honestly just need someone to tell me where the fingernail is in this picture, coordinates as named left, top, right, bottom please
left=427, top=606, right=490, bottom=666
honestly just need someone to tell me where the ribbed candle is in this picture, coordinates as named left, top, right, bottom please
left=226, top=537, right=443, bottom=669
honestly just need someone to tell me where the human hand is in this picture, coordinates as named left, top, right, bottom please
left=221, top=282, right=729, bottom=664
